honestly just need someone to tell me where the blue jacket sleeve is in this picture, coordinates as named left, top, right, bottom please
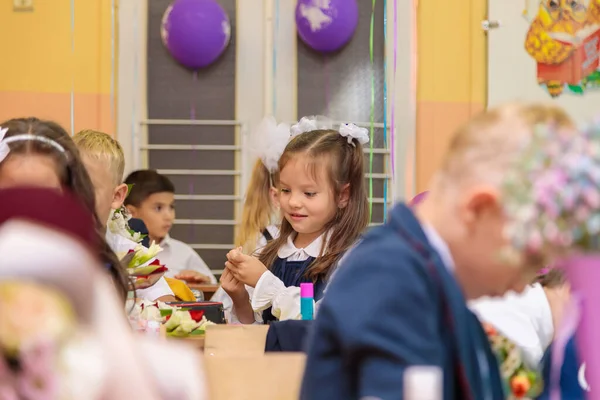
left=301, top=239, right=444, bottom=399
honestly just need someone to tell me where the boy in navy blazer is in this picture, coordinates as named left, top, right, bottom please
left=301, top=104, right=554, bottom=400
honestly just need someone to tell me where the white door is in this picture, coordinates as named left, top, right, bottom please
left=487, top=0, right=600, bottom=123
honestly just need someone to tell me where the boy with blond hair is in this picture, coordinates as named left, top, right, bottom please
left=74, top=129, right=176, bottom=302
left=301, top=103, right=569, bottom=399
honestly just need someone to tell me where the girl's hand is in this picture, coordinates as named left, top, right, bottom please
left=174, top=270, right=212, bottom=284
left=220, top=267, right=248, bottom=303
left=225, top=248, right=268, bottom=287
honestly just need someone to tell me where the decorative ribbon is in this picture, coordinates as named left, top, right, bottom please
left=131, top=0, right=139, bottom=168
left=383, top=0, right=388, bottom=222
left=407, top=0, right=417, bottom=198
left=110, top=0, right=116, bottom=127
left=369, top=0, right=376, bottom=220
left=70, top=0, right=75, bottom=134
left=324, top=55, right=330, bottom=116
left=391, top=0, right=398, bottom=185
left=189, top=71, right=198, bottom=241
left=272, top=0, right=280, bottom=116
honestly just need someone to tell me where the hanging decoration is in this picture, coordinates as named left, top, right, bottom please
left=70, top=0, right=75, bottom=135
left=383, top=0, right=388, bottom=221
left=295, top=0, right=359, bottom=53
left=368, top=0, right=376, bottom=220
left=161, top=0, right=231, bottom=70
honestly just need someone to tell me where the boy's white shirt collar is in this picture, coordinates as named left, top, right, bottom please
left=421, top=223, right=455, bottom=272
left=277, top=230, right=331, bottom=259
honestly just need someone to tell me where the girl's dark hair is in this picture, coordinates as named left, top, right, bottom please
left=0, top=117, right=130, bottom=301
left=123, top=169, right=175, bottom=207
left=258, top=129, right=370, bottom=280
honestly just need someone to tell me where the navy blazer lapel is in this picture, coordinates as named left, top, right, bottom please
left=391, top=204, right=480, bottom=398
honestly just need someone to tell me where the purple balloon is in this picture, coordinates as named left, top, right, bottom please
left=161, top=0, right=231, bottom=69
left=295, top=0, right=359, bottom=53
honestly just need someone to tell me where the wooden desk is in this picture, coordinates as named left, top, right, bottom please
left=187, top=283, right=219, bottom=300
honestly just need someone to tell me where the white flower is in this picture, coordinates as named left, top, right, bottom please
left=338, top=123, right=370, bottom=146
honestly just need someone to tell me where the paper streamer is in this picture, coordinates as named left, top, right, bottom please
left=131, top=1, right=139, bottom=169
left=324, top=55, right=330, bottom=116
left=110, top=0, right=116, bottom=126
left=272, top=0, right=280, bottom=116
left=391, top=0, right=398, bottom=179
left=189, top=71, right=198, bottom=241
left=405, top=0, right=418, bottom=199
left=383, top=0, right=388, bottom=222
left=70, top=0, right=75, bottom=135
left=368, top=0, right=376, bottom=220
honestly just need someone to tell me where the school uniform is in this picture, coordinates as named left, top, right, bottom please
left=301, top=203, right=505, bottom=400
left=252, top=232, right=328, bottom=323
left=538, top=334, right=589, bottom=399
left=229, top=229, right=328, bottom=324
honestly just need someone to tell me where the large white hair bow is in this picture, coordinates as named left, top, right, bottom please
left=338, top=123, right=369, bottom=146
left=249, top=117, right=291, bottom=173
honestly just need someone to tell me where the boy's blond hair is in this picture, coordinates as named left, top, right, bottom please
left=74, top=129, right=125, bottom=186
left=437, top=103, right=574, bottom=189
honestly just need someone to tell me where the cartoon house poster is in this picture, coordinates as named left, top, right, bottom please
left=523, top=0, right=600, bottom=97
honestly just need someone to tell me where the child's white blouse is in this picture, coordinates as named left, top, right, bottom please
left=230, top=231, right=330, bottom=323
left=469, top=283, right=553, bottom=367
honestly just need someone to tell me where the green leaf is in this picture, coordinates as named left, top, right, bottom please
left=126, top=183, right=134, bottom=197
left=568, top=84, right=584, bottom=94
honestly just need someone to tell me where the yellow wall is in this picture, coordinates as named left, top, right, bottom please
left=416, top=0, right=487, bottom=191
left=0, top=0, right=115, bottom=134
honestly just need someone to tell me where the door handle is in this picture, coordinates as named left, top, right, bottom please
left=482, top=20, right=501, bottom=31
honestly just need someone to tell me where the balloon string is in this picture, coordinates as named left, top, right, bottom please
left=272, top=0, right=279, bottom=116
left=190, top=71, right=198, bottom=120
left=70, top=0, right=75, bottom=134
left=324, top=55, right=330, bottom=116
left=189, top=71, right=198, bottom=242
left=369, top=0, right=376, bottom=221
left=383, top=0, right=388, bottom=222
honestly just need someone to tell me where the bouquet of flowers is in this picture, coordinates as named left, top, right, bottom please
left=122, top=243, right=169, bottom=288
left=0, top=282, right=105, bottom=399
left=107, top=185, right=146, bottom=244
left=502, top=120, right=600, bottom=262
left=483, top=323, right=543, bottom=399
left=128, top=300, right=214, bottom=337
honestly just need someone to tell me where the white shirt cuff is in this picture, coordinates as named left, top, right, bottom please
left=251, top=271, right=304, bottom=321
left=228, top=285, right=262, bottom=324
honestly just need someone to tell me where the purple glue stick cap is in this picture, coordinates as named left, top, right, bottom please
left=300, top=282, right=314, bottom=298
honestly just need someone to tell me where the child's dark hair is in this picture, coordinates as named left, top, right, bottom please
left=0, top=117, right=130, bottom=301
left=123, top=170, right=175, bottom=207
left=258, top=129, right=370, bottom=280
